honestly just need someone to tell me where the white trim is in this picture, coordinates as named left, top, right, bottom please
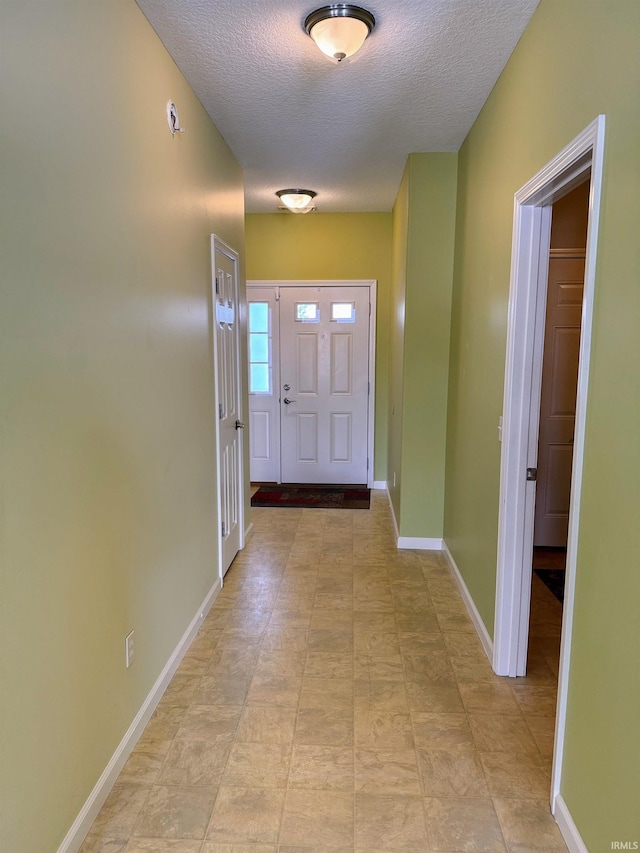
left=57, top=580, right=221, bottom=853
left=494, top=116, right=604, bottom=675
left=385, top=485, right=443, bottom=550
left=493, top=199, right=551, bottom=677
left=244, top=520, right=254, bottom=543
left=373, top=480, right=387, bottom=490
left=247, top=279, right=377, bottom=488
left=491, top=117, right=605, bottom=814
left=397, top=536, right=443, bottom=550
left=552, top=115, right=605, bottom=806
left=553, top=795, right=589, bottom=853
left=442, top=541, right=494, bottom=663
left=249, top=279, right=377, bottom=288
left=366, top=282, right=377, bottom=489
left=387, top=484, right=400, bottom=541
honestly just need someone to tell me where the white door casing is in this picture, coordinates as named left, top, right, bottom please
left=534, top=253, right=585, bottom=547
left=247, top=280, right=376, bottom=486
left=212, top=236, right=244, bottom=578
left=492, top=117, right=605, bottom=813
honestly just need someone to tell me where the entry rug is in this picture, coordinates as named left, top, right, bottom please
left=251, top=484, right=370, bottom=510
left=533, top=568, right=565, bottom=603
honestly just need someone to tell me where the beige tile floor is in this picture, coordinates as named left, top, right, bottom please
left=81, top=491, right=567, bottom=852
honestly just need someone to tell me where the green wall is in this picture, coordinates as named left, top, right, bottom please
left=2, top=1, right=638, bottom=849
left=444, top=0, right=640, bottom=847
left=388, top=169, right=410, bottom=522
left=389, top=154, right=458, bottom=539
left=245, top=213, right=392, bottom=481
left=0, top=2, right=245, bottom=850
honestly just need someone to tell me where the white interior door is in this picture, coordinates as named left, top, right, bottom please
left=534, top=255, right=584, bottom=546
left=279, top=286, right=370, bottom=484
left=212, top=238, right=243, bottom=576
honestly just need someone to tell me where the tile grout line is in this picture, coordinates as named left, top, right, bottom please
left=278, top=509, right=307, bottom=850
left=81, top=494, right=565, bottom=851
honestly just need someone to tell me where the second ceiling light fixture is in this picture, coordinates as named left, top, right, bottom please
left=277, top=6, right=376, bottom=214
left=276, top=189, right=317, bottom=214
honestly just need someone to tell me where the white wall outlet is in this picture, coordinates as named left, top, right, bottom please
left=393, top=472, right=397, bottom=487
left=125, top=630, right=135, bottom=668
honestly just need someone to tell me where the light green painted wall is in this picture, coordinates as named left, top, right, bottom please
left=388, top=169, right=410, bottom=519
left=245, top=213, right=392, bottom=481
left=389, top=155, right=458, bottom=539
left=444, top=0, right=640, bottom=847
left=0, top=2, right=245, bottom=850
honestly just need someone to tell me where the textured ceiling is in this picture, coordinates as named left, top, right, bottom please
left=136, top=0, right=540, bottom=213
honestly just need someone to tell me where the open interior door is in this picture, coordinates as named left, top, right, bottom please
left=212, top=237, right=244, bottom=577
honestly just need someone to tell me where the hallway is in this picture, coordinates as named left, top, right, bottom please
left=81, top=492, right=567, bottom=852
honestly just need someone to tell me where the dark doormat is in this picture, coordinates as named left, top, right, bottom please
left=251, top=484, right=370, bottom=510
left=533, top=569, right=565, bottom=603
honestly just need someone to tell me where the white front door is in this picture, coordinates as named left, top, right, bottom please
left=533, top=254, right=584, bottom=546
left=212, top=238, right=243, bottom=576
left=278, top=286, right=370, bottom=484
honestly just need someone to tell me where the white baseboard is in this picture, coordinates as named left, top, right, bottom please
left=244, top=521, right=254, bottom=544
left=58, top=578, right=222, bottom=853
left=373, top=480, right=387, bottom=490
left=442, top=540, right=494, bottom=664
left=386, top=486, right=443, bottom=550
left=397, top=536, right=443, bottom=550
left=553, top=794, right=589, bottom=853
left=387, top=486, right=400, bottom=540
left=387, top=486, right=407, bottom=547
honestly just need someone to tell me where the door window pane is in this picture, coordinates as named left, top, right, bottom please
left=249, top=301, right=269, bottom=333
left=331, top=302, right=356, bottom=322
left=295, top=302, right=320, bottom=323
left=250, top=363, right=270, bottom=394
left=249, top=332, right=269, bottom=363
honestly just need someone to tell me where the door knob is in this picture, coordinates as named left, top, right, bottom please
left=283, top=397, right=297, bottom=405
left=235, top=420, right=245, bottom=429
left=283, top=384, right=291, bottom=391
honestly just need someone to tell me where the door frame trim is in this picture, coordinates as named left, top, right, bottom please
left=247, top=279, right=377, bottom=488
left=212, top=235, right=245, bottom=581
left=491, top=117, right=605, bottom=811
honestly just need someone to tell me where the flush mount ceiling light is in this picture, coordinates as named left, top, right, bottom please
left=304, top=4, right=375, bottom=62
left=276, top=189, right=317, bottom=214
